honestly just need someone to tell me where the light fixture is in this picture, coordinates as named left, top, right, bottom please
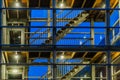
left=14, top=54, right=19, bottom=59
left=60, top=3, right=64, bottom=8
left=60, top=52, right=65, bottom=59
left=14, top=51, right=19, bottom=59
left=59, top=0, right=65, bottom=8
left=15, top=2, right=20, bottom=7
left=60, top=55, right=64, bottom=59
left=12, top=69, right=18, bottom=73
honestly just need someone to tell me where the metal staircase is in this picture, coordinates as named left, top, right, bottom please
left=45, top=11, right=89, bottom=44
left=60, top=62, right=88, bottom=80
left=41, top=11, right=89, bottom=79
left=41, top=61, right=89, bottom=80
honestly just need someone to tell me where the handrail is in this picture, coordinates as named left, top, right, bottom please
left=29, top=10, right=74, bottom=44
left=41, top=59, right=82, bottom=79
left=60, top=61, right=89, bottom=80
left=44, top=11, right=89, bottom=44
left=41, top=11, right=89, bottom=79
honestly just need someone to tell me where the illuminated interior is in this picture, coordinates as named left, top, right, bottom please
left=0, top=0, right=120, bottom=80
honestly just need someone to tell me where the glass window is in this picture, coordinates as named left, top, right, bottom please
left=9, top=30, right=21, bottom=44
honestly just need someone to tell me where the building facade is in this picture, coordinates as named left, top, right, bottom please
left=0, top=0, right=120, bottom=80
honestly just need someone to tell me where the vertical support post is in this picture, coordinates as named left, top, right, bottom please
left=47, top=10, right=51, bottom=79
left=48, top=59, right=51, bottom=79
left=1, top=52, right=6, bottom=79
left=48, top=10, right=51, bottom=38
left=90, top=19, right=94, bottom=80
left=100, top=71, right=103, bottom=80
left=105, top=0, right=111, bottom=80
left=111, top=66, right=114, bottom=80
left=52, top=0, right=57, bottom=80
left=22, top=67, right=25, bottom=80
left=24, top=67, right=28, bottom=80
left=0, top=0, right=2, bottom=79
left=90, top=18, right=94, bottom=45
left=91, top=65, right=95, bottom=80
left=1, top=1, right=7, bottom=80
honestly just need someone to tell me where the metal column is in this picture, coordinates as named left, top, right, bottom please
left=52, top=0, right=57, bottom=80
left=91, top=65, right=95, bottom=80
left=105, top=0, right=111, bottom=80
left=111, top=66, right=114, bottom=80
left=47, top=10, right=51, bottom=79
left=1, top=52, right=6, bottom=79
left=90, top=18, right=95, bottom=80
left=0, top=0, right=2, bottom=79
left=90, top=18, right=94, bottom=45
left=1, top=0, right=7, bottom=79
left=48, top=10, right=51, bottom=38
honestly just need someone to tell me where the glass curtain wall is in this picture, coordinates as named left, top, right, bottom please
left=0, top=0, right=120, bottom=80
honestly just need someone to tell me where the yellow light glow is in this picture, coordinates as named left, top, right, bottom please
left=15, top=2, right=20, bottom=7
left=60, top=55, right=64, bottom=59
left=60, top=3, right=64, bottom=8
left=14, top=54, right=19, bottom=59
left=12, top=69, right=18, bottom=73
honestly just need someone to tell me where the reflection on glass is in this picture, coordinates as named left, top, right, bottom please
left=10, top=30, right=21, bottom=44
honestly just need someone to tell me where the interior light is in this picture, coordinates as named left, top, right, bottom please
left=60, top=3, right=64, bottom=8
left=15, top=2, right=20, bottom=7
left=14, top=54, right=19, bottom=59
left=60, top=55, right=64, bottom=59
left=59, top=0, right=65, bottom=8
left=12, top=69, right=18, bottom=73
left=60, top=52, right=65, bottom=59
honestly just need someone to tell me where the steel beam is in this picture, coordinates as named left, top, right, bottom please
left=48, top=10, right=51, bottom=38
left=52, top=0, right=57, bottom=80
left=90, top=18, right=94, bottom=45
left=1, top=46, right=120, bottom=51
left=106, top=0, right=111, bottom=80
left=91, top=65, right=95, bottom=80
left=29, top=18, right=104, bottom=22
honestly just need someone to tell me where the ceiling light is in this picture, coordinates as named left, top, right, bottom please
left=59, top=0, right=65, bottom=8
left=60, top=52, right=65, bottom=59
left=15, top=2, right=20, bottom=7
left=14, top=52, right=19, bottom=59
left=14, top=54, right=19, bottom=59
left=60, top=3, right=64, bottom=8
left=60, top=55, right=64, bottom=59
left=12, top=69, right=18, bottom=73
